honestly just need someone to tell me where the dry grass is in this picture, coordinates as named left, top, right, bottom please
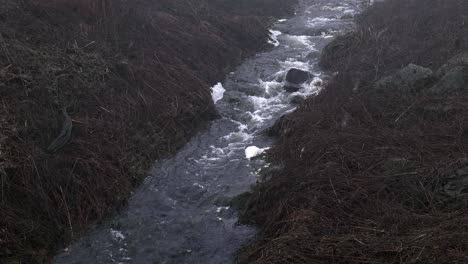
left=0, top=0, right=296, bottom=262
left=321, top=0, right=468, bottom=83
left=238, top=0, right=468, bottom=263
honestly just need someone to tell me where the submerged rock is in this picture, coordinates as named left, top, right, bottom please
left=375, top=63, right=435, bottom=93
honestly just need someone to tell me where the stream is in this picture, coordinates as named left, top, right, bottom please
left=54, top=1, right=365, bottom=263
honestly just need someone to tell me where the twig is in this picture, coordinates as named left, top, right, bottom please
left=0, top=33, right=13, bottom=64
left=60, top=187, right=74, bottom=238
left=329, top=178, right=342, bottom=204
left=0, top=168, right=5, bottom=204
left=395, top=101, right=417, bottom=123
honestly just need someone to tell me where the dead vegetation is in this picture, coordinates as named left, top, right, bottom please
left=321, top=0, right=468, bottom=82
left=238, top=0, right=468, bottom=263
left=0, top=0, right=296, bottom=262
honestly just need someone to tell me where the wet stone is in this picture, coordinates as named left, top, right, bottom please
left=285, top=68, right=313, bottom=84
left=289, top=95, right=306, bottom=104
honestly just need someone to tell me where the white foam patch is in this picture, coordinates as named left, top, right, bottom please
left=193, top=183, right=205, bottom=189
left=307, top=17, right=336, bottom=26
left=110, top=229, right=125, bottom=241
left=249, top=96, right=269, bottom=109
left=268, top=30, right=282, bottom=47
left=279, top=60, right=310, bottom=71
left=321, top=32, right=334, bottom=39
left=284, top=35, right=317, bottom=51
left=322, top=6, right=346, bottom=11
left=289, top=77, right=324, bottom=99
left=309, top=77, right=324, bottom=94
left=248, top=111, right=269, bottom=124
left=210, top=146, right=225, bottom=155
left=259, top=79, right=282, bottom=95
left=223, top=120, right=252, bottom=142
left=289, top=35, right=311, bottom=46
left=277, top=19, right=287, bottom=22
left=223, top=131, right=253, bottom=142
left=211, top=83, right=225, bottom=103
left=216, top=206, right=230, bottom=213
left=245, top=146, right=269, bottom=160
left=269, top=69, right=287, bottom=81
left=229, top=119, right=248, bottom=132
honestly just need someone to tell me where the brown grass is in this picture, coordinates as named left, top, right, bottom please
left=321, top=0, right=468, bottom=83
left=0, top=0, right=296, bottom=262
left=238, top=0, right=468, bottom=263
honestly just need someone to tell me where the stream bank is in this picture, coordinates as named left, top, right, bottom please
left=0, top=0, right=295, bottom=262
left=238, top=0, right=468, bottom=263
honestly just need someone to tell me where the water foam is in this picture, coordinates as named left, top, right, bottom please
left=211, top=83, right=225, bottom=103
left=268, top=30, right=282, bottom=47
left=245, top=146, right=268, bottom=160
left=307, top=17, right=336, bottom=26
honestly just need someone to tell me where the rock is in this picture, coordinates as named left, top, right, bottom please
left=442, top=165, right=468, bottom=198
left=436, top=52, right=468, bottom=78
left=429, top=53, right=468, bottom=95
left=289, top=95, right=305, bottom=104
left=375, top=63, right=435, bottom=93
left=444, top=167, right=468, bottom=197
left=285, top=68, right=312, bottom=84
left=283, top=84, right=301, bottom=93
left=283, top=68, right=312, bottom=93
left=429, top=66, right=468, bottom=95
left=265, top=114, right=292, bottom=137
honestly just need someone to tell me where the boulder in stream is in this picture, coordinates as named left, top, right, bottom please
left=283, top=68, right=313, bottom=93
left=285, top=68, right=312, bottom=84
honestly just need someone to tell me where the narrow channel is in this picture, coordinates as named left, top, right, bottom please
left=54, top=1, right=364, bottom=263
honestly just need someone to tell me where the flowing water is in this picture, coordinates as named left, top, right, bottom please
left=54, top=1, right=366, bottom=263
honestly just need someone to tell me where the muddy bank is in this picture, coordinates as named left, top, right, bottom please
left=238, top=0, right=468, bottom=263
left=0, top=0, right=296, bottom=262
